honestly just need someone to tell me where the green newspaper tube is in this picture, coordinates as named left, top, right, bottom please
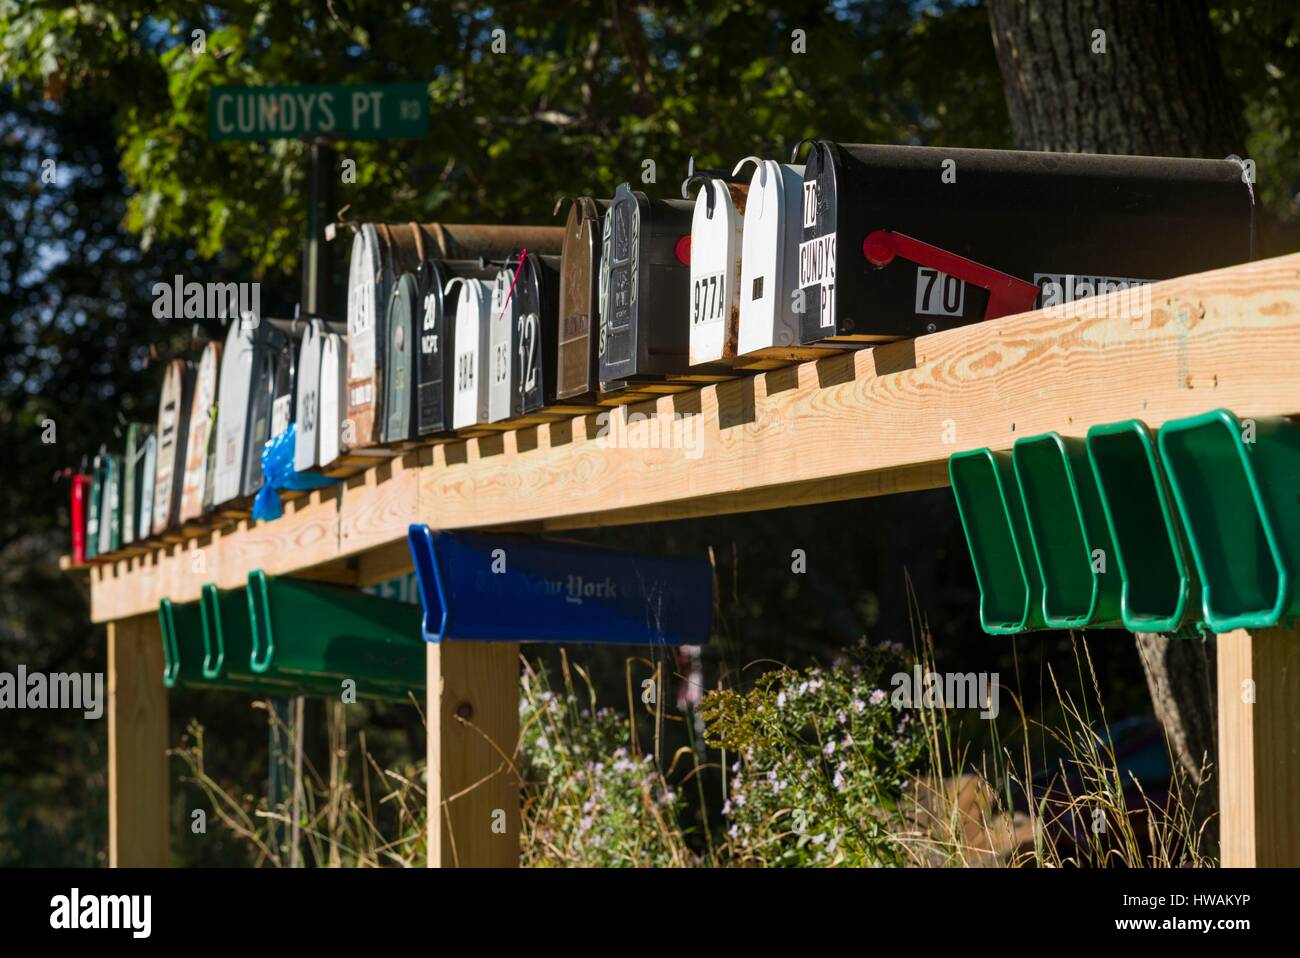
left=1086, top=420, right=1198, bottom=634
left=1012, top=433, right=1123, bottom=629
left=246, top=571, right=425, bottom=703
left=948, top=448, right=1045, bottom=634
left=1158, top=409, right=1300, bottom=632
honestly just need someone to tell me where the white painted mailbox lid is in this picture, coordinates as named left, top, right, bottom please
left=688, top=178, right=743, bottom=366
left=450, top=278, right=490, bottom=430
left=318, top=331, right=345, bottom=467
left=485, top=270, right=514, bottom=423
left=294, top=322, right=322, bottom=472
left=737, top=158, right=805, bottom=355
left=179, top=341, right=220, bottom=523
left=212, top=317, right=255, bottom=505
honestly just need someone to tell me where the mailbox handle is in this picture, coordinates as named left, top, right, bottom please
left=862, top=229, right=1039, bottom=321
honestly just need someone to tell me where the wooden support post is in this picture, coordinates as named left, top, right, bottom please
left=426, top=642, right=520, bottom=867
left=108, top=613, right=170, bottom=867
left=1217, top=623, right=1300, bottom=867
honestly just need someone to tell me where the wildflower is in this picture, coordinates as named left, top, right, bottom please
left=836, top=710, right=848, bottom=725
left=776, top=691, right=787, bottom=709
left=823, top=740, right=836, bottom=757
left=728, top=825, right=740, bottom=840
left=722, top=800, right=733, bottom=817
left=842, top=733, right=854, bottom=748
left=869, top=689, right=886, bottom=706
left=851, top=698, right=866, bottom=713
left=833, top=769, right=846, bottom=792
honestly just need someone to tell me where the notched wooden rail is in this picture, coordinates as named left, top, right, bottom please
left=83, top=253, right=1300, bottom=623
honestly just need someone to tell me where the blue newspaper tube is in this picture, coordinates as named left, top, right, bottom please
left=407, top=524, right=713, bottom=645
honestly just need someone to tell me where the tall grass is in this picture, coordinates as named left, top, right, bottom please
left=174, top=626, right=1215, bottom=867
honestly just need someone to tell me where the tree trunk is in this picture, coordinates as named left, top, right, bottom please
left=987, top=0, right=1245, bottom=157
left=986, top=0, right=1243, bottom=852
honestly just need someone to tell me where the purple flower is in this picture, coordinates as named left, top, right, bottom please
left=869, top=689, right=886, bottom=706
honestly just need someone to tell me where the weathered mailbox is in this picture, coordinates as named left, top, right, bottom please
left=598, top=183, right=730, bottom=389
left=99, top=452, right=122, bottom=555
left=797, top=142, right=1255, bottom=344
left=685, top=161, right=748, bottom=367
left=152, top=358, right=194, bottom=536
left=138, top=433, right=156, bottom=540
left=86, top=453, right=104, bottom=560
left=122, top=423, right=149, bottom=546
left=556, top=197, right=615, bottom=402
left=240, top=320, right=295, bottom=498
left=70, top=472, right=89, bottom=565
left=179, top=340, right=221, bottom=524
left=212, top=316, right=256, bottom=506
left=407, top=524, right=713, bottom=645
left=411, top=259, right=497, bottom=438
left=383, top=272, right=420, bottom=444
left=346, top=222, right=564, bottom=450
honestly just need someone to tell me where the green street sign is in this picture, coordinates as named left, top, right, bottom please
left=208, top=83, right=428, bottom=141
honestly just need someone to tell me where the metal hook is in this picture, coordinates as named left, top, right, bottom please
left=790, top=139, right=818, bottom=164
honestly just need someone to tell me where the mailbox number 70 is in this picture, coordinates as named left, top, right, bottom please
left=915, top=267, right=965, bottom=317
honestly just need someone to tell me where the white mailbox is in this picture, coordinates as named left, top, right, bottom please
left=686, top=173, right=746, bottom=367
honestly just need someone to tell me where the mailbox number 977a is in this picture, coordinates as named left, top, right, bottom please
left=692, top=271, right=725, bottom=326
left=915, top=267, right=965, bottom=317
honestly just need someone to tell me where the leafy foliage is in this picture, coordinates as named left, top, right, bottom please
left=702, top=640, right=926, bottom=866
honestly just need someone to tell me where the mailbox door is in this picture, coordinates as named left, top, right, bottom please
left=415, top=261, right=447, bottom=436
left=688, top=178, right=747, bottom=366
left=449, top=278, right=489, bottom=431
left=599, top=184, right=704, bottom=383
left=152, top=359, right=193, bottom=536
left=240, top=325, right=279, bottom=497
left=180, top=341, right=221, bottom=523
left=345, top=224, right=384, bottom=449
left=384, top=271, right=419, bottom=443
left=737, top=159, right=807, bottom=356
left=101, top=453, right=121, bottom=554
left=294, top=323, right=321, bottom=472
left=512, top=253, right=562, bottom=417
left=556, top=198, right=610, bottom=400
left=319, top=332, right=345, bottom=467
left=213, top=317, right=255, bottom=506
left=138, top=434, right=156, bottom=539
left=86, top=456, right=103, bottom=559
left=122, top=423, right=142, bottom=546
left=485, top=269, right=515, bottom=424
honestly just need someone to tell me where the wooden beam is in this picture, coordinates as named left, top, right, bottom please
left=426, top=642, right=520, bottom=868
left=108, top=613, right=170, bottom=867
left=1217, top=623, right=1300, bottom=866
left=87, top=253, right=1300, bottom=623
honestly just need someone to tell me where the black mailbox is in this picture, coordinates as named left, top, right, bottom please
left=240, top=320, right=295, bottom=499
left=597, top=183, right=731, bottom=389
left=507, top=251, right=600, bottom=420
left=404, top=259, right=498, bottom=439
left=798, top=142, right=1255, bottom=344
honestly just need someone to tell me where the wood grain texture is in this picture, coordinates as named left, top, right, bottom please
left=88, top=253, right=1300, bottom=623
left=1217, top=624, right=1300, bottom=867
left=108, top=613, right=170, bottom=867
left=427, top=642, right=520, bottom=867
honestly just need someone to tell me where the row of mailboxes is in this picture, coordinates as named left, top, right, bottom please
left=74, top=145, right=1256, bottom=560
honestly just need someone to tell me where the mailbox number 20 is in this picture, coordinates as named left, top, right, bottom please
left=915, top=267, right=965, bottom=317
